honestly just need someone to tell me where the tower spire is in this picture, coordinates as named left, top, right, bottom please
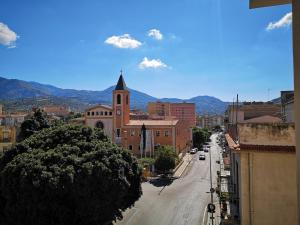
left=115, top=71, right=127, bottom=90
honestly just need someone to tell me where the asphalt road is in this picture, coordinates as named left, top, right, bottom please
left=115, top=133, right=221, bottom=225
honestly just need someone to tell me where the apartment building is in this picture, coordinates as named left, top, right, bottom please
left=226, top=123, right=297, bottom=225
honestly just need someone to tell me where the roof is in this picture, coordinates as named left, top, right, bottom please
left=225, top=134, right=239, bottom=150
left=85, top=104, right=112, bottom=111
left=126, top=120, right=178, bottom=126
left=115, top=74, right=127, bottom=90
left=225, top=133, right=295, bottom=153
left=250, top=0, right=291, bottom=9
left=242, top=115, right=282, bottom=123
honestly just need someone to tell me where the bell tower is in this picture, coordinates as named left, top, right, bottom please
left=113, top=72, right=130, bottom=144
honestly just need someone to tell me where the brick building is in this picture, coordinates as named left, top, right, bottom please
left=85, top=74, right=191, bottom=156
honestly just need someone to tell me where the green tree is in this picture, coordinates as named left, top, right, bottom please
left=18, top=109, right=50, bottom=141
left=192, top=127, right=211, bottom=149
left=154, top=146, right=178, bottom=174
left=0, top=124, right=142, bottom=225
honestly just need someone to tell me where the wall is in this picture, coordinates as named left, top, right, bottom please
left=85, top=117, right=113, bottom=139
left=239, top=151, right=297, bottom=225
left=284, top=102, right=295, bottom=123
left=0, top=126, right=16, bottom=152
left=124, top=126, right=175, bottom=155
left=238, top=123, right=295, bottom=146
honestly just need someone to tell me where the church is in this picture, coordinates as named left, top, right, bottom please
left=85, top=73, right=192, bottom=156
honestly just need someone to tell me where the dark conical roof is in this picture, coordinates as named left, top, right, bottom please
left=115, top=74, right=127, bottom=90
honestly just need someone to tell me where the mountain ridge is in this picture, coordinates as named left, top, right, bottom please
left=0, top=76, right=229, bottom=114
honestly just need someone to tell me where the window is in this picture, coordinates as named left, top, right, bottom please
left=165, top=131, right=169, bottom=137
left=87, top=112, right=90, bottom=116
left=91, top=111, right=95, bottom=116
left=96, top=111, right=99, bottom=116
left=156, top=131, right=160, bottom=137
left=126, top=95, right=129, bottom=105
left=96, top=121, right=104, bottom=129
left=117, top=94, right=121, bottom=104
left=130, top=130, right=135, bottom=136
left=3, top=132, right=9, bottom=142
left=109, top=112, right=112, bottom=116
left=105, top=111, right=108, bottom=116
left=100, top=111, right=103, bottom=115
left=128, top=145, right=133, bottom=150
left=116, top=129, right=121, bottom=137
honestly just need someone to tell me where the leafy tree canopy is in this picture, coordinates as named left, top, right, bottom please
left=0, top=124, right=142, bottom=225
left=192, top=127, right=211, bottom=149
left=154, top=146, right=178, bottom=174
left=18, top=109, right=50, bottom=141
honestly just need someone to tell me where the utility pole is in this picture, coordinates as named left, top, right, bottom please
left=209, top=144, right=214, bottom=225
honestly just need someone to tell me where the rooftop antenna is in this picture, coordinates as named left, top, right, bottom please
left=236, top=94, right=239, bottom=142
left=120, top=69, right=123, bottom=75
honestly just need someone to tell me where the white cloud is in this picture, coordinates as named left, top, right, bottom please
left=0, top=22, right=19, bottom=48
left=266, top=12, right=292, bottom=31
left=105, top=34, right=141, bottom=49
left=148, top=29, right=163, bottom=40
left=139, top=57, right=167, bottom=69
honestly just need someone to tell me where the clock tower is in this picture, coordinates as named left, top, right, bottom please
left=113, top=73, right=130, bottom=144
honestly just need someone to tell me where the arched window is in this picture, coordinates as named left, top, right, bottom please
left=126, top=95, right=129, bottom=105
left=117, top=94, right=121, bottom=104
left=95, top=121, right=104, bottom=129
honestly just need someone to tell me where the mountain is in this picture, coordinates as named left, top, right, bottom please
left=0, top=76, right=229, bottom=114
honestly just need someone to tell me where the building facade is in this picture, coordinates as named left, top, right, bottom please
left=0, top=126, right=16, bottom=152
left=85, top=105, right=113, bottom=139
left=43, top=106, right=71, bottom=117
left=85, top=74, right=191, bottom=156
left=197, top=115, right=224, bottom=129
left=224, top=102, right=282, bottom=130
left=148, top=102, right=196, bottom=128
left=225, top=123, right=297, bottom=225
left=281, top=90, right=294, bottom=123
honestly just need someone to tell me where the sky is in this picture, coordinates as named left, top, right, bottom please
left=0, top=0, right=293, bottom=102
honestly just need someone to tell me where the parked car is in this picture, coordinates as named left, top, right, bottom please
left=199, top=153, right=206, bottom=160
left=190, top=148, right=197, bottom=154
left=203, top=147, right=209, bottom=152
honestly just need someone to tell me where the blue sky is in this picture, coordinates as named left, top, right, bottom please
left=0, top=0, right=293, bottom=101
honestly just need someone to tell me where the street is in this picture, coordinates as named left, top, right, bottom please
left=115, top=133, right=221, bottom=225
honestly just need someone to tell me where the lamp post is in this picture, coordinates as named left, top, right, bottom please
left=209, top=143, right=215, bottom=225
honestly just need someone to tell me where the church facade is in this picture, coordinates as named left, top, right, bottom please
left=85, top=74, right=191, bottom=156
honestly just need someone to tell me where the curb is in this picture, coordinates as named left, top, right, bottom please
left=173, top=155, right=193, bottom=178
left=173, top=159, right=184, bottom=173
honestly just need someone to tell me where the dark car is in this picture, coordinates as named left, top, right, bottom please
left=199, top=153, right=206, bottom=160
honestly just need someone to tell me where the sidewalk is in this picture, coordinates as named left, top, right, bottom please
left=173, top=153, right=193, bottom=178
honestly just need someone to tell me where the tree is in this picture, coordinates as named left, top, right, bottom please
left=154, top=146, right=178, bottom=174
left=0, top=124, right=142, bottom=225
left=18, top=109, right=50, bottom=141
left=192, top=127, right=211, bottom=149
